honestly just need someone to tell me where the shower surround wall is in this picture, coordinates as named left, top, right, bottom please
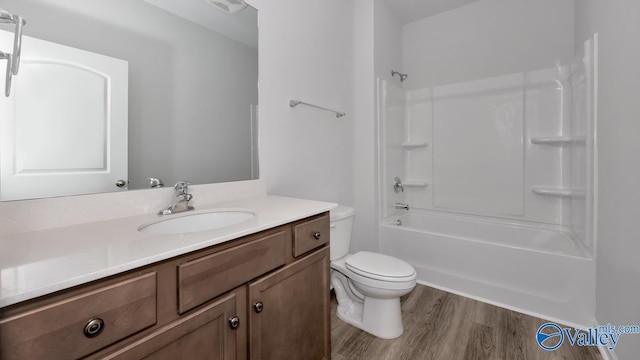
left=377, top=0, right=597, bottom=326
left=391, top=68, right=578, bottom=226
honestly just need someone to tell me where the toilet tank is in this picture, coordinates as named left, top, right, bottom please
left=329, top=205, right=355, bottom=261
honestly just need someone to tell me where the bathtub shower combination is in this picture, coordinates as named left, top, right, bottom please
left=378, top=37, right=598, bottom=327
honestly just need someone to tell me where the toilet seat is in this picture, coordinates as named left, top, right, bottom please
left=346, top=251, right=416, bottom=282
left=331, top=255, right=416, bottom=291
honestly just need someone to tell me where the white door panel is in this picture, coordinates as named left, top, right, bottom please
left=0, top=30, right=128, bottom=200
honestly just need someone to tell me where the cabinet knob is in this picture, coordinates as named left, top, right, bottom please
left=313, top=232, right=321, bottom=240
left=228, top=316, right=240, bottom=330
left=83, top=318, right=105, bottom=338
left=253, top=301, right=264, bottom=313
left=115, top=179, right=127, bottom=188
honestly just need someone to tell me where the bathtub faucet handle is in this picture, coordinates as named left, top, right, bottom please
left=394, top=203, right=410, bottom=211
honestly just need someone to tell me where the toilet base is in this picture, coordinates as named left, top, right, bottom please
left=336, top=296, right=404, bottom=339
left=331, top=270, right=405, bottom=339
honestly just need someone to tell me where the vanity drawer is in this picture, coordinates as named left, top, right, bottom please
left=292, top=214, right=330, bottom=257
left=0, top=272, right=157, bottom=360
left=178, top=231, right=287, bottom=314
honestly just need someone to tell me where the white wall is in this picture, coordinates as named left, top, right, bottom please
left=250, top=0, right=354, bottom=207
left=374, top=0, right=403, bottom=84
left=351, top=0, right=378, bottom=253
left=575, top=1, right=640, bottom=359
left=1, top=0, right=258, bottom=189
left=349, top=0, right=404, bottom=254
left=402, top=0, right=575, bottom=89
left=371, top=0, right=405, bottom=251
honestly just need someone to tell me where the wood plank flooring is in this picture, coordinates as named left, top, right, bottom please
left=331, top=284, right=602, bottom=360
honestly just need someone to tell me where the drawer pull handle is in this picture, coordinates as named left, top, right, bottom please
left=253, top=301, right=264, bottom=313
left=313, top=232, right=321, bottom=240
left=84, top=318, right=105, bottom=338
left=229, top=316, right=240, bottom=329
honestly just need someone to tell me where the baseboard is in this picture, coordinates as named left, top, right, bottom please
left=593, top=318, right=619, bottom=360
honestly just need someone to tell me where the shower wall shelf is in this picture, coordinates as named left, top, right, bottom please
left=530, top=136, right=586, bottom=145
left=401, top=141, right=429, bottom=148
left=531, top=187, right=585, bottom=198
left=403, top=180, right=429, bottom=187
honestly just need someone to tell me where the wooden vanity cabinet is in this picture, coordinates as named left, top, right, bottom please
left=249, top=248, right=330, bottom=360
left=0, top=212, right=330, bottom=360
left=0, top=273, right=158, bottom=360
left=96, top=287, right=247, bottom=360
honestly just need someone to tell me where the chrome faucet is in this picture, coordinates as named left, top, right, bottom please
left=159, top=181, right=194, bottom=215
left=148, top=177, right=164, bottom=188
left=394, top=203, right=410, bottom=211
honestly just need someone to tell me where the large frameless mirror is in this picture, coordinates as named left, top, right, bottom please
left=0, top=0, right=258, bottom=201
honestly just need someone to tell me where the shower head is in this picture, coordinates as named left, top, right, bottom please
left=205, top=0, right=248, bottom=14
left=391, top=70, right=408, bottom=82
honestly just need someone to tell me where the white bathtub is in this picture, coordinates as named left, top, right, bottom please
left=379, top=211, right=595, bottom=327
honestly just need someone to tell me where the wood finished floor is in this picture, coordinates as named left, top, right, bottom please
left=331, top=284, right=602, bottom=360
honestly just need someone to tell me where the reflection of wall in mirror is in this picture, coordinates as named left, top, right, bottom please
left=0, top=0, right=259, bottom=195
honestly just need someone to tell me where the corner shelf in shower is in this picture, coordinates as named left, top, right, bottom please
left=401, top=141, right=429, bottom=148
left=403, top=179, right=429, bottom=187
left=531, top=186, right=585, bottom=198
left=530, top=136, right=586, bottom=145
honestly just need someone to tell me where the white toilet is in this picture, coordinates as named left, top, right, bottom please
left=330, top=205, right=417, bottom=339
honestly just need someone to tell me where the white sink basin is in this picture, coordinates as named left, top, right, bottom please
left=138, top=209, right=256, bottom=235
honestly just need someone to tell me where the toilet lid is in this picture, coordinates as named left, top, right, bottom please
left=346, top=251, right=416, bottom=282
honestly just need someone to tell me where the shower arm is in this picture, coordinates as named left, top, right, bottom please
left=391, top=70, right=408, bottom=82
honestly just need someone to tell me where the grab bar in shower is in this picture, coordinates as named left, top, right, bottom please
left=289, top=99, right=346, bottom=118
left=0, top=8, right=26, bottom=96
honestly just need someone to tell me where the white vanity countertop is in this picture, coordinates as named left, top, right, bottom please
left=0, top=195, right=336, bottom=308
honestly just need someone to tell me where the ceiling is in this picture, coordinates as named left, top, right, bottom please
left=144, top=0, right=257, bottom=48
left=143, top=0, right=480, bottom=48
left=385, top=0, right=479, bottom=25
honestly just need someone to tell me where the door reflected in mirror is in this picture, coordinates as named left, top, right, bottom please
left=0, top=0, right=258, bottom=201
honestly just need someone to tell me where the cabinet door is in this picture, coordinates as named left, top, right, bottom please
left=97, top=287, right=247, bottom=360
left=248, top=248, right=330, bottom=360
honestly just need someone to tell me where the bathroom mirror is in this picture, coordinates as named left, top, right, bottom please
left=0, top=0, right=258, bottom=201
